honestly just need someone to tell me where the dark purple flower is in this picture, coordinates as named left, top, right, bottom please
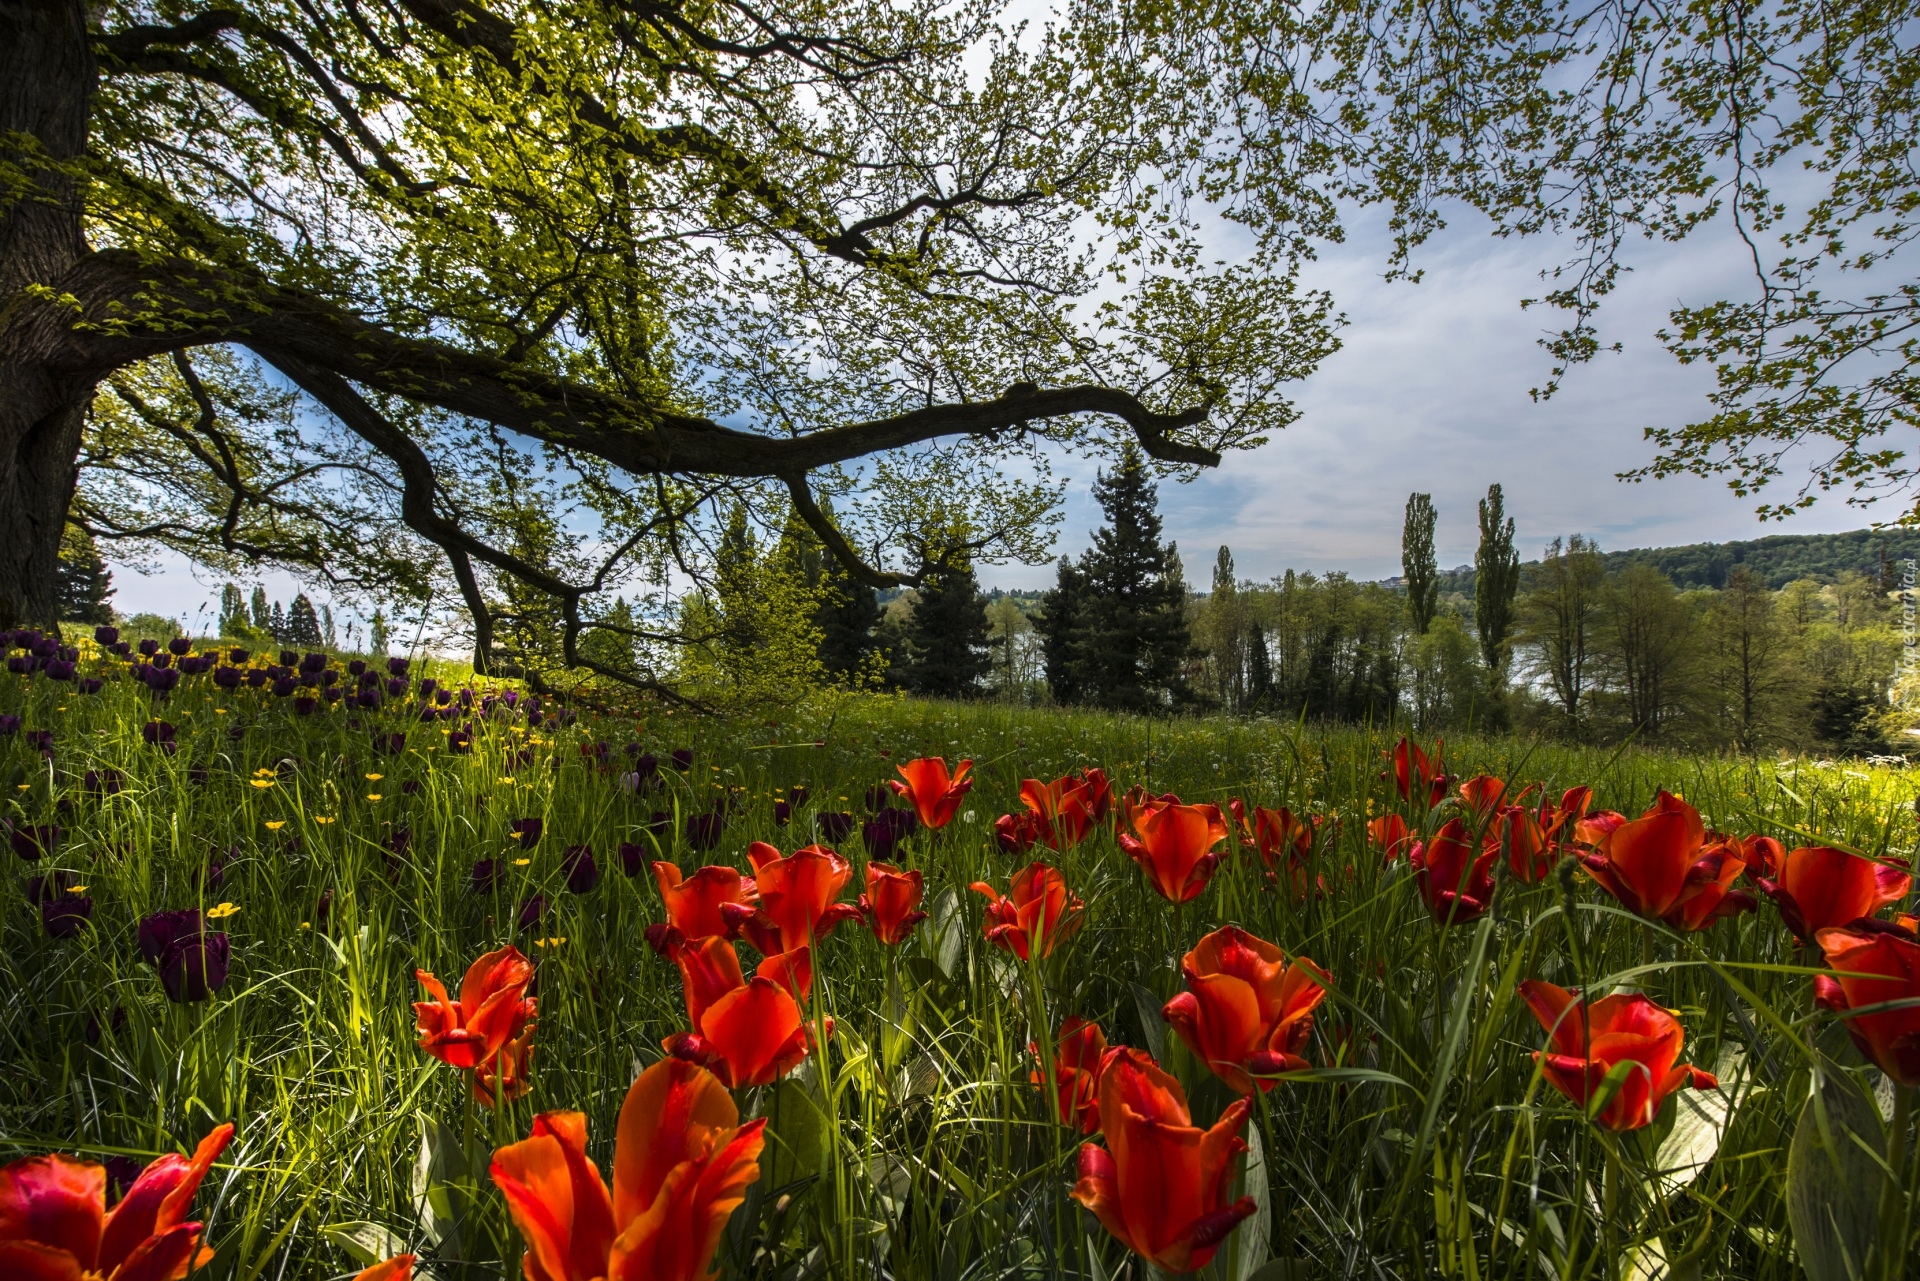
left=26, top=728, right=53, bottom=756
left=387, top=656, right=410, bottom=677
left=470, top=858, right=500, bottom=893
left=146, top=667, right=180, bottom=694
left=786, top=785, right=811, bottom=809
left=447, top=727, right=473, bottom=754
left=6, top=655, right=32, bottom=675
left=300, top=652, right=327, bottom=674
left=324, top=686, right=343, bottom=703
left=169, top=637, right=192, bottom=657
left=275, top=649, right=295, bottom=667
left=319, top=668, right=338, bottom=687
left=865, top=783, right=895, bottom=813
left=204, top=849, right=228, bottom=891
left=773, top=800, right=793, bottom=826
left=314, top=888, right=334, bottom=927
left=84, top=1006, right=128, bottom=1048
left=562, top=844, right=600, bottom=893
left=670, top=748, right=694, bottom=772
left=817, top=811, right=857, bottom=844
left=45, top=659, right=75, bottom=681
left=94, top=626, right=120, bottom=646
left=356, top=690, right=379, bottom=709
left=150, top=652, right=172, bottom=670
left=418, top=677, right=438, bottom=696
left=272, top=676, right=296, bottom=698
left=30, top=870, right=79, bottom=903
left=10, top=824, right=59, bottom=861
left=102, top=1155, right=141, bottom=1203
left=516, top=894, right=548, bottom=931
left=347, top=660, right=367, bottom=677
left=227, top=725, right=246, bottom=741
left=213, top=666, right=241, bottom=690
left=458, top=687, right=474, bottom=709
left=510, top=817, right=543, bottom=849
left=228, top=648, right=250, bottom=664
left=143, top=720, right=177, bottom=749
left=76, top=677, right=102, bottom=694
left=137, top=908, right=205, bottom=965
left=110, top=642, right=131, bottom=657
left=0, top=714, right=18, bottom=734
left=686, top=809, right=724, bottom=852
left=43, top=893, right=93, bottom=938
left=138, top=639, right=160, bottom=657
left=384, top=827, right=412, bottom=858
left=631, top=752, right=659, bottom=779
left=861, top=807, right=919, bottom=861
left=647, top=811, right=673, bottom=838
left=188, top=765, right=210, bottom=787
left=434, top=688, right=451, bottom=706
left=244, top=667, right=268, bottom=689
left=385, top=677, right=408, bottom=698
left=372, top=731, right=406, bottom=756
left=293, top=696, right=317, bottom=715
left=84, top=768, right=125, bottom=796
left=159, top=929, right=230, bottom=1002
left=618, top=841, right=645, bottom=877
left=402, top=779, right=422, bottom=795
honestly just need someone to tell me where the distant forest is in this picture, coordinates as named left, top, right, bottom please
left=1435, top=527, right=1920, bottom=594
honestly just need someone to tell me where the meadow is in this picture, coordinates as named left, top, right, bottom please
left=2, top=633, right=1916, bottom=1281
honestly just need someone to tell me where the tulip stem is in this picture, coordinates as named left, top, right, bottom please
left=1876, top=1083, right=1914, bottom=1281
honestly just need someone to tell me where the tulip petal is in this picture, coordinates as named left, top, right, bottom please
left=612, top=1058, right=741, bottom=1227
left=700, top=976, right=805, bottom=1088
left=100, top=1222, right=201, bottom=1281
left=352, top=1256, right=415, bottom=1281
left=1519, top=981, right=1587, bottom=1056
left=0, top=1241, right=85, bottom=1281
left=490, top=1134, right=579, bottom=1281
left=0, top=1154, right=103, bottom=1273
left=526, top=1112, right=614, bottom=1281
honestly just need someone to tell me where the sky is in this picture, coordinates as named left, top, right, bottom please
left=105, top=190, right=1884, bottom=621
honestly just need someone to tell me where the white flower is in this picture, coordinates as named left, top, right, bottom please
left=963, top=809, right=976, bottom=823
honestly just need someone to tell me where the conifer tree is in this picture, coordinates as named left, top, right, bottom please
left=1247, top=625, right=1273, bottom=711
left=287, top=594, right=324, bottom=647
left=219, top=584, right=248, bottom=636
left=1037, top=557, right=1091, bottom=704
left=906, top=557, right=991, bottom=698
left=1403, top=493, right=1439, bottom=634
left=250, top=586, right=272, bottom=633
left=269, top=599, right=288, bottom=643
left=1076, top=446, right=1191, bottom=710
left=55, top=526, right=114, bottom=625
left=1475, top=484, right=1521, bottom=679
left=785, top=500, right=879, bottom=683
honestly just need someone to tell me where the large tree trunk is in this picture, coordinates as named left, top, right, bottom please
left=0, top=0, right=94, bottom=627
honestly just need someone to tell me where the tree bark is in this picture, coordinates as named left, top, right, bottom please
left=0, top=0, right=93, bottom=626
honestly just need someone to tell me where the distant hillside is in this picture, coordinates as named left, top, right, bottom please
left=1435, top=527, right=1920, bottom=595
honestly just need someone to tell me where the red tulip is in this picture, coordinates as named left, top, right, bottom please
left=994, top=809, right=1045, bottom=853
left=1074, top=767, right=1114, bottom=822
left=490, top=1058, right=766, bottom=1281
left=890, top=757, right=974, bottom=829
left=1410, top=818, right=1497, bottom=924
left=1520, top=980, right=1718, bottom=1130
left=353, top=1258, right=414, bottom=1281
left=1458, top=774, right=1533, bottom=819
left=414, top=945, right=537, bottom=1104
left=1499, top=786, right=1592, bottom=882
left=970, top=862, right=1086, bottom=960
left=858, top=862, right=927, bottom=945
left=1248, top=806, right=1315, bottom=868
left=1367, top=814, right=1411, bottom=862
left=1814, top=925, right=1920, bottom=1086
left=1578, top=792, right=1756, bottom=930
left=1757, top=846, right=1913, bottom=945
left=1119, top=800, right=1229, bottom=903
left=0, top=1123, right=234, bottom=1281
left=1070, top=1048, right=1257, bottom=1274
left=1031, top=1017, right=1110, bottom=1134
left=670, top=934, right=747, bottom=1027
left=1162, top=925, right=1330, bottom=1094
left=1734, top=833, right=1786, bottom=878
left=474, top=1026, right=535, bottom=1109
left=1018, top=776, right=1096, bottom=848
left=1388, top=735, right=1448, bottom=808
left=645, top=862, right=756, bottom=956
left=724, top=842, right=862, bottom=955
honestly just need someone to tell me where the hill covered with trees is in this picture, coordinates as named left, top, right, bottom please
left=1436, top=527, right=1920, bottom=594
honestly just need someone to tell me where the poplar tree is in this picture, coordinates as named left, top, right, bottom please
left=1475, top=484, right=1522, bottom=680
left=1402, top=493, right=1439, bottom=634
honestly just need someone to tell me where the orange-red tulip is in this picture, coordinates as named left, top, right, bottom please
left=1814, top=924, right=1920, bottom=1086
left=415, top=945, right=537, bottom=1104
left=1075, top=767, right=1114, bottom=822
left=1119, top=799, right=1229, bottom=903
left=1520, top=980, right=1717, bottom=1130
left=1162, top=925, right=1330, bottom=1095
left=1248, top=806, right=1314, bottom=868
left=490, top=1057, right=766, bottom=1281
left=663, top=968, right=823, bottom=1088
left=353, top=1258, right=414, bottom=1281
left=1757, top=846, right=1913, bottom=945
left=1410, top=818, right=1497, bottom=924
left=645, top=862, right=756, bottom=956
left=1498, top=786, right=1593, bottom=882
left=725, top=842, right=862, bottom=955
left=1070, top=1048, right=1257, bottom=1274
left=475, top=1026, right=535, bottom=1109
left=858, top=862, right=927, bottom=945
left=1733, top=833, right=1785, bottom=878
left=1458, top=774, right=1533, bottom=819
left=970, top=862, right=1086, bottom=960
left=1578, top=792, right=1756, bottom=930
left=670, top=934, right=747, bottom=1027
left=889, top=757, right=974, bottom=830
left=0, top=1123, right=233, bottom=1281
left=1018, top=776, right=1096, bottom=848
left=1367, top=814, right=1411, bottom=862
left=994, top=808, right=1045, bottom=853
left=1030, top=1016, right=1110, bottom=1134
left=1388, top=735, right=1448, bottom=809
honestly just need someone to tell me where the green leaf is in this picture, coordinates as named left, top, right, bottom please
left=1132, top=982, right=1168, bottom=1064
left=412, top=1111, right=470, bottom=1252
left=320, top=1221, right=407, bottom=1268
left=1785, top=1072, right=1883, bottom=1281
left=764, top=1077, right=829, bottom=1190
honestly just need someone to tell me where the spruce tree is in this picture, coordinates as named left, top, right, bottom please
left=1403, top=492, right=1438, bottom=634
left=1076, top=447, right=1191, bottom=710
left=1037, top=556, right=1090, bottom=704
left=287, top=594, right=323, bottom=647
left=1475, top=483, right=1521, bottom=679
left=788, top=500, right=880, bottom=683
left=268, top=600, right=287, bottom=643
left=905, top=558, right=991, bottom=698
left=55, top=526, right=115, bottom=625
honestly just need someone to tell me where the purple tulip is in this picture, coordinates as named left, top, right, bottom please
left=515, top=894, right=547, bottom=931
left=275, top=649, right=295, bottom=667
left=471, top=858, right=500, bottom=893
left=168, top=637, right=192, bottom=656
left=447, top=727, right=473, bottom=754
left=862, top=808, right=919, bottom=861
left=138, top=639, right=160, bottom=657
left=45, top=659, right=75, bottom=681
left=817, top=811, right=857, bottom=844
left=188, top=765, right=210, bottom=786
left=458, top=688, right=474, bottom=709
left=270, top=676, right=295, bottom=697
left=686, top=809, right=724, bottom=852
left=293, top=696, right=317, bottom=715
left=347, top=660, right=366, bottom=677
left=402, top=779, right=422, bottom=795
left=143, top=720, right=177, bottom=750
left=0, top=714, right=17, bottom=734
left=204, top=849, right=227, bottom=891
left=387, top=656, right=410, bottom=677
left=314, top=888, right=334, bottom=927
left=44, top=893, right=93, bottom=938
left=77, top=677, right=101, bottom=694
left=562, top=844, right=600, bottom=893
left=10, top=824, right=59, bottom=861
left=647, top=811, right=673, bottom=838
left=137, top=908, right=204, bottom=964
left=618, top=841, right=645, bottom=877
left=434, top=688, right=451, bottom=706
left=671, top=748, right=694, bottom=772
left=510, top=817, right=543, bottom=849
left=146, top=667, right=180, bottom=693
left=385, top=677, right=408, bottom=698
left=227, top=648, right=249, bottom=664
left=94, top=626, right=120, bottom=646
left=110, top=642, right=131, bottom=657
left=8, top=656, right=33, bottom=675
left=159, top=929, right=230, bottom=1002
left=26, top=729, right=53, bottom=756
left=320, top=668, right=339, bottom=687
left=213, top=666, right=241, bottom=690
left=865, top=784, right=895, bottom=813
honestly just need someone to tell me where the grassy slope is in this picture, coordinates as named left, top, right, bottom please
left=2, top=661, right=1914, bottom=1279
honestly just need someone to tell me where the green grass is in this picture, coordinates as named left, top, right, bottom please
left=3, top=654, right=1916, bottom=1280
